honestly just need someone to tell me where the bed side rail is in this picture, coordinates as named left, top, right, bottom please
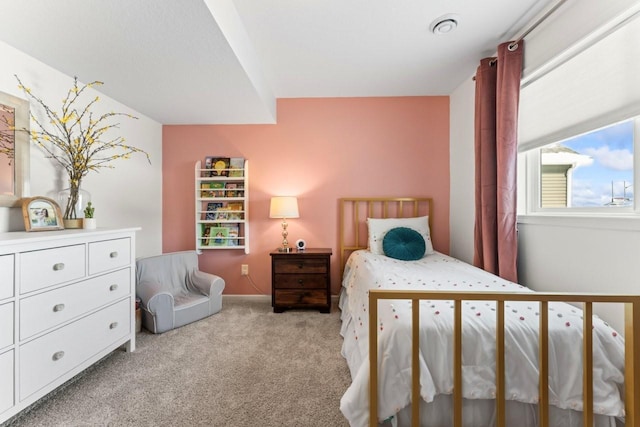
left=368, top=290, right=640, bottom=427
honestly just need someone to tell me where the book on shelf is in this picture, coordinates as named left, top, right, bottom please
left=200, top=182, right=213, bottom=198
left=225, top=182, right=238, bottom=197
left=214, top=208, right=229, bottom=221
left=226, top=202, right=243, bottom=220
left=210, top=181, right=225, bottom=197
left=205, top=202, right=223, bottom=220
left=223, top=224, right=239, bottom=246
left=210, top=226, right=229, bottom=246
left=200, top=224, right=212, bottom=246
left=229, top=157, right=245, bottom=177
left=203, top=157, right=230, bottom=177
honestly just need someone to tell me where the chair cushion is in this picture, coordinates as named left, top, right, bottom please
left=136, top=251, right=199, bottom=295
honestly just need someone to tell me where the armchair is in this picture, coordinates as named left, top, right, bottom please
left=135, top=251, right=225, bottom=334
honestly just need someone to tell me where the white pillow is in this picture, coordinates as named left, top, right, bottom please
left=367, top=216, right=434, bottom=256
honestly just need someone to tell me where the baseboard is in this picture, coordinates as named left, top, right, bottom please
left=222, top=294, right=340, bottom=304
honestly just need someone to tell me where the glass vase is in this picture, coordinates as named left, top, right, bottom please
left=57, top=185, right=91, bottom=228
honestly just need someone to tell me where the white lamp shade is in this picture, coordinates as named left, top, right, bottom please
left=269, top=196, right=299, bottom=219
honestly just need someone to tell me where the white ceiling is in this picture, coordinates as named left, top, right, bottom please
left=0, top=0, right=552, bottom=125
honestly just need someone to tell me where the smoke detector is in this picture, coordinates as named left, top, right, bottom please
left=430, top=14, right=459, bottom=35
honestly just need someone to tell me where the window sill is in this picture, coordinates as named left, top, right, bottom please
left=517, top=213, right=640, bottom=231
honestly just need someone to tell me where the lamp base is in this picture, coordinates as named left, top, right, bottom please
left=278, top=247, right=293, bottom=253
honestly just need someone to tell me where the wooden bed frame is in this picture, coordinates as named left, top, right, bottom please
left=339, top=197, right=640, bottom=427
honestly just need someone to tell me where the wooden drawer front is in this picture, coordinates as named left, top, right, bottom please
left=20, top=245, right=86, bottom=294
left=273, top=258, right=327, bottom=274
left=0, top=303, right=13, bottom=350
left=19, top=298, right=130, bottom=400
left=274, top=274, right=327, bottom=290
left=0, top=255, right=13, bottom=300
left=275, top=290, right=328, bottom=306
left=88, top=238, right=130, bottom=275
left=0, top=350, right=13, bottom=414
left=20, top=269, right=131, bottom=340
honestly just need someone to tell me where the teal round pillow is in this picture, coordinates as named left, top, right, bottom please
left=382, top=227, right=426, bottom=261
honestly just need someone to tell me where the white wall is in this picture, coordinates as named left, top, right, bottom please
left=449, top=1, right=640, bottom=332
left=0, top=40, right=162, bottom=258
left=449, top=76, right=475, bottom=265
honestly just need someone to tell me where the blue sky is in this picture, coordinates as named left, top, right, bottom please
left=561, top=120, right=634, bottom=207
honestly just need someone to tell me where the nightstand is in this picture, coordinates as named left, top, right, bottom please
left=270, top=248, right=332, bottom=313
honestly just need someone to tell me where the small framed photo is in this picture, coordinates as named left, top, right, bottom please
left=21, top=197, right=64, bottom=232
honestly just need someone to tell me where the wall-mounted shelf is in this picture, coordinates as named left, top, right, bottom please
left=194, top=159, right=249, bottom=254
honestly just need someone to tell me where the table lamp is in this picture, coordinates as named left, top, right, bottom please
left=269, top=196, right=299, bottom=252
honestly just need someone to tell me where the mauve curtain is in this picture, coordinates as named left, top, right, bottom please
left=473, top=41, right=523, bottom=283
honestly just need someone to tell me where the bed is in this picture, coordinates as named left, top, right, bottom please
left=337, top=197, right=640, bottom=427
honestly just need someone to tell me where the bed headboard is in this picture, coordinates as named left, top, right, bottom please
left=339, top=197, right=433, bottom=273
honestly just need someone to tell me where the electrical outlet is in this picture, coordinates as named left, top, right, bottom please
left=241, top=264, right=249, bottom=276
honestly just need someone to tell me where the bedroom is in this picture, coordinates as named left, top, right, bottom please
left=0, top=0, right=639, bottom=425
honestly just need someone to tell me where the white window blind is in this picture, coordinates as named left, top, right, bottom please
left=518, top=8, right=640, bottom=152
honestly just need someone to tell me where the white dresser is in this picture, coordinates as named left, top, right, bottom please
left=0, top=228, right=138, bottom=424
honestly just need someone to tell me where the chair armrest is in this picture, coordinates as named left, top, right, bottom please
left=136, top=280, right=174, bottom=313
left=189, top=270, right=225, bottom=297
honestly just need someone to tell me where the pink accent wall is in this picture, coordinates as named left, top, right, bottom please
left=162, top=97, right=450, bottom=295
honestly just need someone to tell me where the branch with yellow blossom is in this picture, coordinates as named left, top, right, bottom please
left=15, top=75, right=151, bottom=220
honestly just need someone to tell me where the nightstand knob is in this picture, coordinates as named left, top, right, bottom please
left=297, top=263, right=303, bottom=269
left=298, top=279, right=304, bottom=286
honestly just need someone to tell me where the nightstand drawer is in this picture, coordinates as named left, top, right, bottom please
left=273, top=258, right=327, bottom=274
left=274, top=274, right=327, bottom=289
left=274, top=290, right=328, bottom=306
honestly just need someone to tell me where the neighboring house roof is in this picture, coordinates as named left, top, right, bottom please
left=541, top=143, right=593, bottom=167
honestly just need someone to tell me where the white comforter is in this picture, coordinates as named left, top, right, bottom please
left=339, top=251, right=626, bottom=426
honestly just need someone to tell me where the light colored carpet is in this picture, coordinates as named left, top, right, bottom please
left=5, top=297, right=352, bottom=427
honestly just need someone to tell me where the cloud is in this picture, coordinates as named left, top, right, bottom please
left=570, top=179, right=633, bottom=207
left=583, top=146, right=633, bottom=171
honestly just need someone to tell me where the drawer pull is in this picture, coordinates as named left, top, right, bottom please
left=109, top=322, right=118, bottom=329
left=109, top=284, right=118, bottom=291
left=53, top=303, right=65, bottom=313
left=52, top=262, right=65, bottom=271
left=109, top=251, right=119, bottom=258
left=297, top=263, right=303, bottom=269
left=298, top=279, right=304, bottom=286
left=52, top=351, right=65, bottom=361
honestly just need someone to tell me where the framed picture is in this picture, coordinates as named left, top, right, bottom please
left=21, top=196, right=64, bottom=231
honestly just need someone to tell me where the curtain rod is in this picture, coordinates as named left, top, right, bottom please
left=475, top=0, right=570, bottom=72
left=508, top=0, right=570, bottom=50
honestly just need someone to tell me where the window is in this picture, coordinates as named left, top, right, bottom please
left=533, top=119, right=636, bottom=210
left=517, top=9, right=640, bottom=217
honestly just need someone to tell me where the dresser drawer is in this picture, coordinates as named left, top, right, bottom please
left=274, top=290, right=328, bottom=306
left=0, top=255, right=13, bottom=300
left=20, top=269, right=131, bottom=340
left=0, top=349, right=14, bottom=414
left=273, top=274, right=327, bottom=290
left=20, top=245, right=86, bottom=294
left=273, top=258, right=328, bottom=274
left=0, top=303, right=13, bottom=350
left=19, top=298, right=130, bottom=400
left=88, top=238, right=131, bottom=275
